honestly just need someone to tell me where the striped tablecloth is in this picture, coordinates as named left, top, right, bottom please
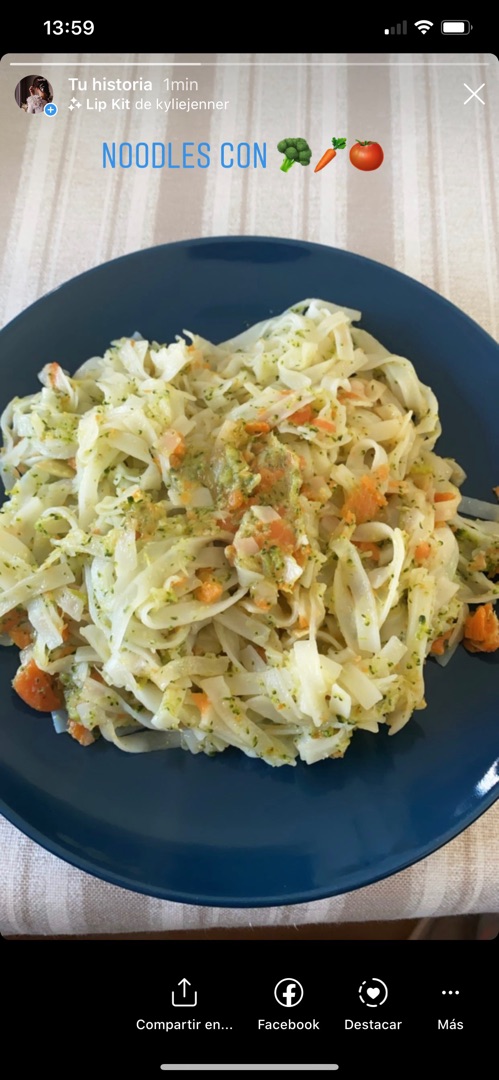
left=1, top=52, right=498, bottom=934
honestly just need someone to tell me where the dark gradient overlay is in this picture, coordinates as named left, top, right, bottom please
left=2, top=937, right=494, bottom=1076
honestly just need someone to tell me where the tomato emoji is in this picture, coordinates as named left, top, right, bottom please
left=349, top=140, right=384, bottom=171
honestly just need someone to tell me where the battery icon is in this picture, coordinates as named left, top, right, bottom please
left=441, top=20, right=472, bottom=33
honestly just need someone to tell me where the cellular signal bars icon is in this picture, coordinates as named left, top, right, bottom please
left=384, top=21, right=408, bottom=34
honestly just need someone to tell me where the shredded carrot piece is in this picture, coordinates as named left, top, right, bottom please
left=288, top=404, right=315, bottom=425
left=0, top=608, right=24, bottom=635
left=268, top=519, right=296, bottom=550
left=254, top=597, right=272, bottom=611
left=12, top=659, right=62, bottom=712
left=197, top=568, right=213, bottom=582
left=224, top=544, right=236, bottom=565
left=469, top=551, right=487, bottom=572
left=353, top=540, right=381, bottom=562
left=194, top=579, right=224, bottom=604
left=180, top=482, right=195, bottom=507
left=256, top=518, right=295, bottom=553
left=415, top=541, right=431, bottom=563
left=295, top=544, right=311, bottom=568
left=46, top=362, right=61, bottom=388
left=465, top=606, right=489, bottom=639
left=297, top=614, right=309, bottom=630
left=10, top=627, right=32, bottom=648
left=430, top=629, right=453, bottom=655
left=301, top=484, right=321, bottom=500
left=337, top=389, right=362, bottom=402
left=463, top=603, right=499, bottom=653
left=256, top=466, right=284, bottom=494
left=191, top=692, right=210, bottom=713
left=0, top=608, right=32, bottom=648
left=227, top=489, right=245, bottom=511
left=68, top=720, right=95, bottom=746
left=314, top=417, right=336, bottom=433
left=341, top=472, right=388, bottom=525
left=245, top=421, right=271, bottom=435
left=254, top=645, right=267, bottom=661
left=434, top=491, right=456, bottom=502
left=170, top=435, right=186, bottom=469
left=493, top=486, right=499, bottom=500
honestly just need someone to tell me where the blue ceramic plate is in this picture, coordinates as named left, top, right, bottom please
left=1, top=237, right=498, bottom=906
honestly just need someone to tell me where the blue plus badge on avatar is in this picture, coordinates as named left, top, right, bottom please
left=44, top=102, right=58, bottom=116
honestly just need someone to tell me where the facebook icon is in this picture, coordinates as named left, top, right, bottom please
left=274, top=978, right=304, bottom=1008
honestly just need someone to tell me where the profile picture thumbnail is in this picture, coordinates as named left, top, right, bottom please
left=15, top=75, right=54, bottom=114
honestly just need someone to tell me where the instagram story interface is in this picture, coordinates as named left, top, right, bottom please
left=0, top=49, right=497, bottom=1068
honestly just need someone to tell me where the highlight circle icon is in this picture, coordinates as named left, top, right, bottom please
left=358, top=978, right=388, bottom=1007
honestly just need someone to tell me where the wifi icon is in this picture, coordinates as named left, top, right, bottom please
left=415, top=19, right=434, bottom=33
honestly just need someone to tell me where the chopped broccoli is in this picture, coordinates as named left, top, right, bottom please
left=277, top=137, right=312, bottom=173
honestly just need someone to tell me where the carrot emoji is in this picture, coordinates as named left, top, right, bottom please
left=314, top=137, right=347, bottom=173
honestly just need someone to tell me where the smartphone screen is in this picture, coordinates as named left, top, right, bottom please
left=1, top=21, right=497, bottom=1079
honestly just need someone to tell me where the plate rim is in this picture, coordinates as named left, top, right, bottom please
left=1, top=234, right=498, bottom=356
left=1, top=787, right=497, bottom=907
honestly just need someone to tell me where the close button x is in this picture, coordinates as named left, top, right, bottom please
left=464, top=83, right=485, bottom=105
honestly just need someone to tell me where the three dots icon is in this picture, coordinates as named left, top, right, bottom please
left=441, top=990, right=460, bottom=995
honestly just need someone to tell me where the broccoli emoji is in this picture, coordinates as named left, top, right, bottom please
left=277, top=138, right=312, bottom=173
